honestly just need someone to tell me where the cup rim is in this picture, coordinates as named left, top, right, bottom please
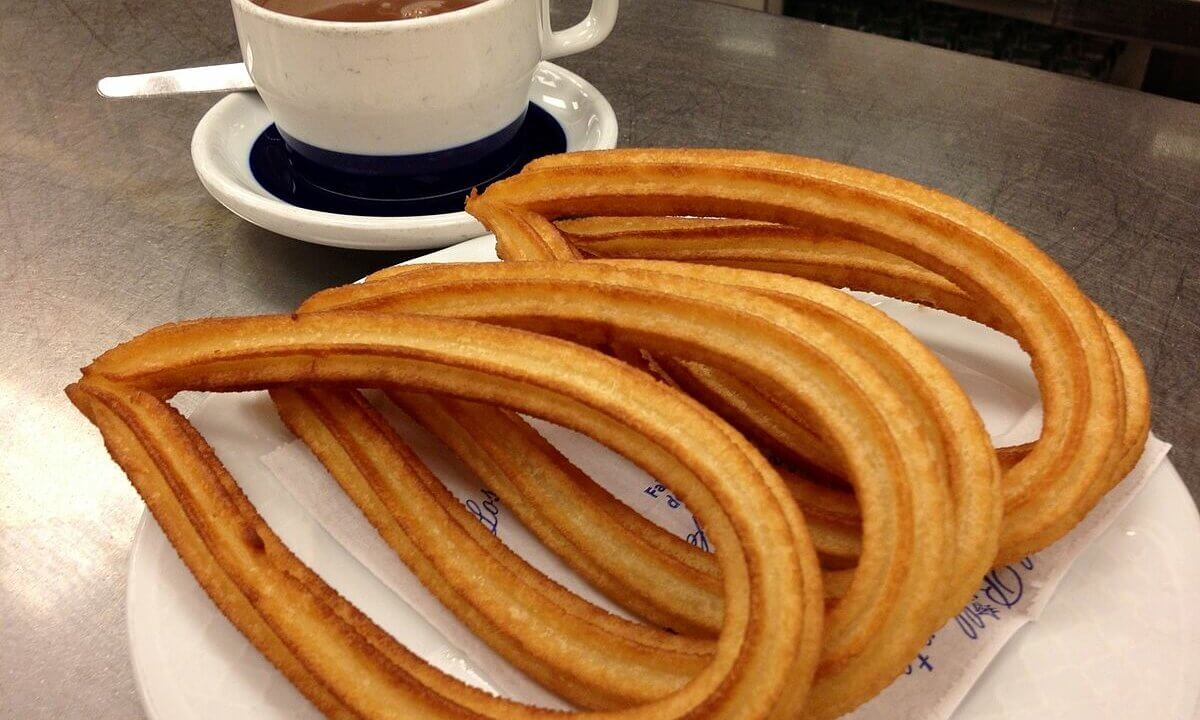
left=230, top=0, right=513, bottom=32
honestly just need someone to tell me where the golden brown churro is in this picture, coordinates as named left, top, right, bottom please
left=553, top=214, right=1149, bottom=567
left=301, top=259, right=998, bottom=716
left=70, top=310, right=822, bottom=719
left=466, top=148, right=1146, bottom=565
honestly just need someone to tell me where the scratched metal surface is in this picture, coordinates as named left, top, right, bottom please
left=0, top=0, right=1196, bottom=717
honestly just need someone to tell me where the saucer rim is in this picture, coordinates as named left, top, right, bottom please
left=190, top=61, right=617, bottom=251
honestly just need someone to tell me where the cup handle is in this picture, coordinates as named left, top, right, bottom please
left=541, top=0, right=619, bottom=60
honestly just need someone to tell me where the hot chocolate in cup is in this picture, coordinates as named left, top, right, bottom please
left=230, top=0, right=617, bottom=178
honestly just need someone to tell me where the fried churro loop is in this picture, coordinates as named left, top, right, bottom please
left=465, top=148, right=1144, bottom=565
left=70, top=310, right=821, bottom=719
left=553, top=214, right=1150, bottom=568
left=303, top=258, right=998, bottom=717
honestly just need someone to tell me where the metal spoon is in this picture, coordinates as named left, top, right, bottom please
left=97, top=63, right=254, bottom=99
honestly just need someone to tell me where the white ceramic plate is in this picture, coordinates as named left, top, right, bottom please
left=127, top=237, right=1200, bottom=720
left=190, top=63, right=617, bottom=251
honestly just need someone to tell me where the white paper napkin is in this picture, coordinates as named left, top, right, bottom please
left=845, top=428, right=1170, bottom=720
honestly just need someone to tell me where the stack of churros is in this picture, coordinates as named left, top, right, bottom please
left=68, top=149, right=1148, bottom=720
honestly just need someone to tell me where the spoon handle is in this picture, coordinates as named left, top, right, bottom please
left=97, top=63, right=255, bottom=99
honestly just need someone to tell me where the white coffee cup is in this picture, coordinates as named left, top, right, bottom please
left=230, top=0, right=617, bottom=174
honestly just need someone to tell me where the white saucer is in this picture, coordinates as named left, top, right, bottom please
left=125, top=236, right=1200, bottom=720
left=190, top=63, right=617, bottom=251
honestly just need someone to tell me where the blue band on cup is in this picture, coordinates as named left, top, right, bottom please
left=249, top=103, right=567, bottom=217
left=276, top=109, right=529, bottom=178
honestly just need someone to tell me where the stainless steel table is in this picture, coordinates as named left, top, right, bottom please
left=1, top=0, right=1197, bottom=716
